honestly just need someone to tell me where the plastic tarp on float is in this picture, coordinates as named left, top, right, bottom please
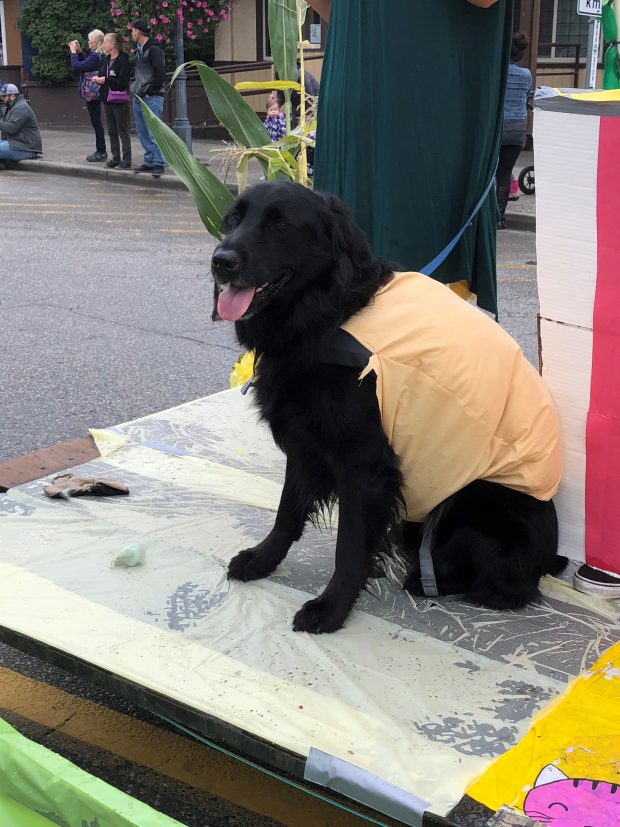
left=0, top=389, right=619, bottom=825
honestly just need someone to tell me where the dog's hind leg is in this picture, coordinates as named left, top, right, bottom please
left=404, top=482, right=562, bottom=609
left=228, top=457, right=312, bottom=582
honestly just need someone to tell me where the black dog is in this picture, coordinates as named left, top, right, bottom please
left=211, top=181, right=564, bottom=634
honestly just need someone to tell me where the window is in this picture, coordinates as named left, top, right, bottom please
left=539, top=0, right=591, bottom=59
left=259, top=2, right=323, bottom=60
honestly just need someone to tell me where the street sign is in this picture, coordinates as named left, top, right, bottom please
left=578, top=0, right=602, bottom=16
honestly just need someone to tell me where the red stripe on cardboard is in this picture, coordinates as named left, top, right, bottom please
left=585, top=115, right=620, bottom=575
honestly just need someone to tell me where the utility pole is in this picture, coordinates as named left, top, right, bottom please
left=172, top=15, right=192, bottom=151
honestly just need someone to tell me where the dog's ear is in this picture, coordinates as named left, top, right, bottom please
left=316, top=192, right=377, bottom=285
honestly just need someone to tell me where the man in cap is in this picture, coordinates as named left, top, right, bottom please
left=0, top=84, right=42, bottom=170
left=129, top=19, right=166, bottom=177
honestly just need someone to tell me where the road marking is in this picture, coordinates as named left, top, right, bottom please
left=0, top=666, right=369, bottom=827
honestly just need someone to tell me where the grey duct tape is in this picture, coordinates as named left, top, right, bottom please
left=304, top=747, right=428, bottom=827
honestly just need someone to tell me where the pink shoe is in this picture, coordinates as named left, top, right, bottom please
left=509, top=177, right=520, bottom=201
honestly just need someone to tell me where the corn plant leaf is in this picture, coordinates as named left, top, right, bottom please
left=137, top=97, right=233, bottom=240
left=234, top=80, right=302, bottom=92
left=268, top=0, right=298, bottom=86
left=170, top=61, right=268, bottom=149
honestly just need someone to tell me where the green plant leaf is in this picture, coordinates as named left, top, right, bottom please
left=268, top=0, right=298, bottom=86
left=138, top=97, right=234, bottom=240
left=171, top=61, right=268, bottom=149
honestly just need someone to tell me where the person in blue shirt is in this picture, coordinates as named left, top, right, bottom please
left=264, top=98, right=286, bottom=142
left=497, top=31, right=532, bottom=228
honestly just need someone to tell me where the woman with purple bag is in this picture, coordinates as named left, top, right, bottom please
left=69, top=31, right=107, bottom=162
left=91, top=33, right=132, bottom=169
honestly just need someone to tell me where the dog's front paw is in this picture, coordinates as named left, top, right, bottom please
left=292, top=596, right=348, bottom=634
left=228, top=548, right=274, bottom=582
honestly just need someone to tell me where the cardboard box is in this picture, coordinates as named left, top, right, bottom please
left=535, top=92, right=620, bottom=575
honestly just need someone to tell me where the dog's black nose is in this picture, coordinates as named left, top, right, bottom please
left=212, top=249, right=240, bottom=275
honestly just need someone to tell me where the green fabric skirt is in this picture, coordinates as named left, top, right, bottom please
left=314, top=0, right=513, bottom=315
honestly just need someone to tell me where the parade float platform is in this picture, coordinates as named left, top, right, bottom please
left=0, top=388, right=618, bottom=826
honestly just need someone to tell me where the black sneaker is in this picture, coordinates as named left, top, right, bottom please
left=106, top=159, right=120, bottom=168
left=151, top=165, right=165, bottom=178
left=134, top=163, right=155, bottom=173
left=87, top=152, right=107, bottom=162
left=574, top=564, right=620, bottom=598
left=119, top=160, right=132, bottom=169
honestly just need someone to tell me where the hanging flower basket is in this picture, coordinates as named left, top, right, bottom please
left=109, top=0, right=233, bottom=47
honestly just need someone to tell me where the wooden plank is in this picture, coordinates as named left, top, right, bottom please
left=0, top=436, right=100, bottom=492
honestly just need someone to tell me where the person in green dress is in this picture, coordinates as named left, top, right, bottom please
left=309, top=0, right=513, bottom=316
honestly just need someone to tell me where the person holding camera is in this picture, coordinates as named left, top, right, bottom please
left=129, top=19, right=166, bottom=178
left=69, top=30, right=107, bottom=162
left=90, top=32, right=132, bottom=169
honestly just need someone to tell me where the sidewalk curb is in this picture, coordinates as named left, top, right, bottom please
left=505, top=212, right=535, bottom=233
left=18, top=159, right=240, bottom=197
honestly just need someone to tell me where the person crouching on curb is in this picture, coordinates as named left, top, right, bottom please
left=91, top=32, right=132, bottom=169
left=0, top=84, right=42, bottom=170
left=129, top=19, right=166, bottom=178
left=69, top=31, right=107, bottom=162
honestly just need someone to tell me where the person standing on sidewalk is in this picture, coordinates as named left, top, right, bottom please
left=496, top=32, right=532, bottom=229
left=129, top=19, right=166, bottom=178
left=91, top=32, right=132, bottom=170
left=69, top=31, right=107, bottom=163
left=0, top=83, right=42, bottom=170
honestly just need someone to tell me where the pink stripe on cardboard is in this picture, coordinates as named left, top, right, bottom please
left=585, top=115, right=620, bottom=575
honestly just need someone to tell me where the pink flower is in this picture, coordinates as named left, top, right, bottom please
left=203, top=26, right=209, bottom=32
left=187, top=20, right=192, bottom=27
left=221, top=11, right=228, bottom=19
left=115, top=9, right=122, bottom=15
left=151, top=17, right=157, bottom=24
left=160, top=14, right=169, bottom=22
left=197, top=17, right=203, bottom=24
left=162, top=0, right=168, bottom=4
left=111, top=0, right=115, bottom=6
left=156, top=33, right=163, bottom=40
left=165, top=37, right=171, bottom=43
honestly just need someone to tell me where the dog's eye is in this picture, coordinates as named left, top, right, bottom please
left=224, top=211, right=240, bottom=231
left=269, top=219, right=288, bottom=232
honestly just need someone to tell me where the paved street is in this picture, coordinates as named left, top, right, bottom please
left=0, top=170, right=540, bottom=826
left=0, top=169, right=239, bottom=463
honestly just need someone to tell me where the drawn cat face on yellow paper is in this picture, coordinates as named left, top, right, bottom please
left=523, top=764, right=620, bottom=826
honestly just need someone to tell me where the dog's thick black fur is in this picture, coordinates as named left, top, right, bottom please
left=211, top=181, right=563, bottom=634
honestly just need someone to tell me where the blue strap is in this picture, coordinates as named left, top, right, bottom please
left=420, top=171, right=497, bottom=276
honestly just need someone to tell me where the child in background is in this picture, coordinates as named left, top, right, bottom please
left=264, top=97, right=286, bottom=142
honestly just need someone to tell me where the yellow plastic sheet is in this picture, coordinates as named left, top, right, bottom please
left=466, top=641, right=620, bottom=823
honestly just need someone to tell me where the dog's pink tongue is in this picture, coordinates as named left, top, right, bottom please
left=217, top=285, right=256, bottom=321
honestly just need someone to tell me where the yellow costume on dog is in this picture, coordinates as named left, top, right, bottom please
left=342, top=272, right=563, bottom=522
